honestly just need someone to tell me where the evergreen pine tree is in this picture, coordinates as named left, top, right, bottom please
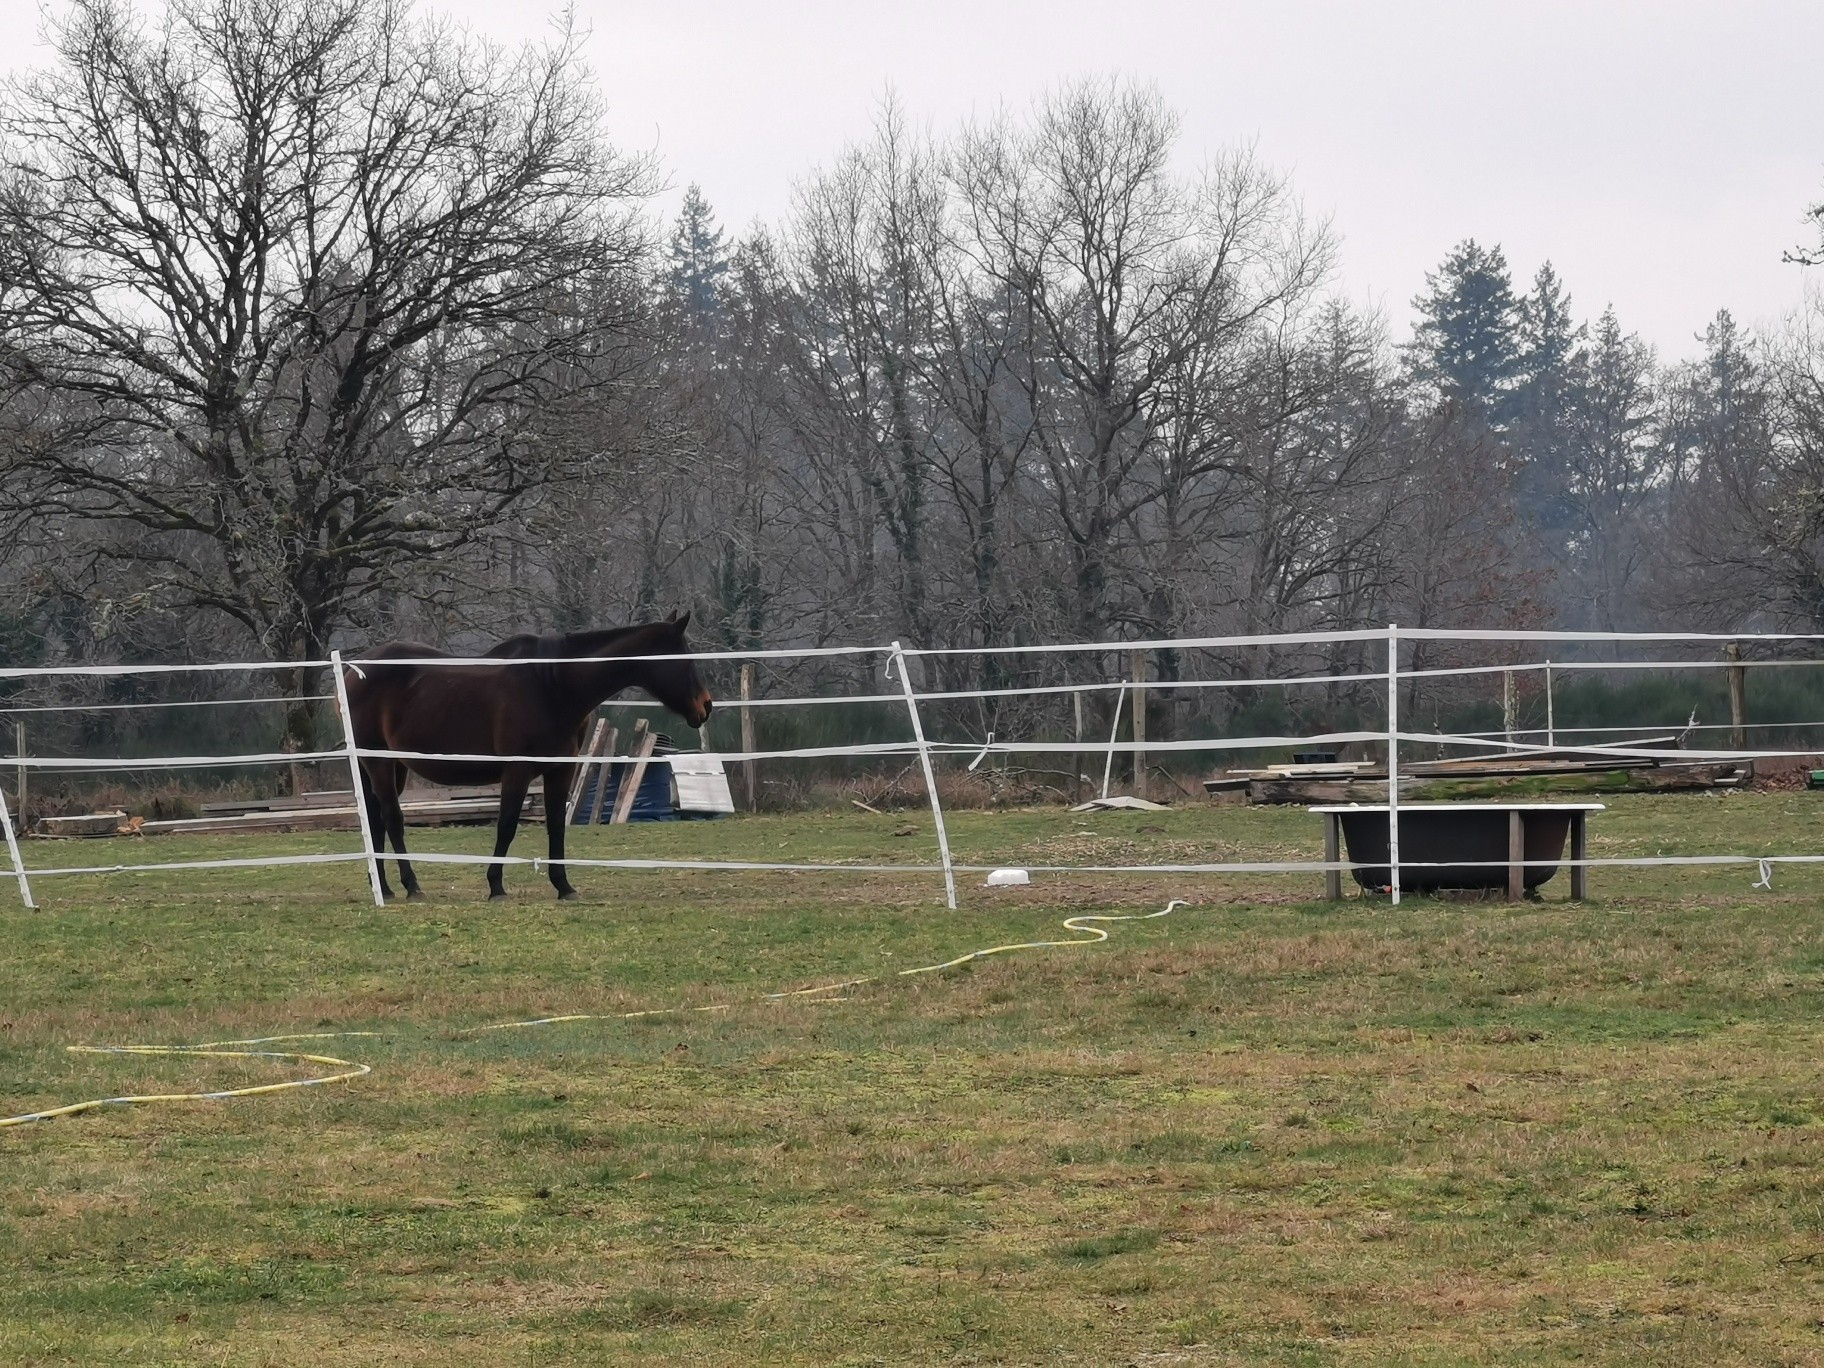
left=1664, top=311, right=1770, bottom=523
left=1512, top=261, right=1586, bottom=545
left=1406, top=240, right=1524, bottom=425
left=1665, top=310, right=1764, bottom=485
left=667, top=184, right=730, bottom=322
left=1696, top=309, right=1755, bottom=426
left=1563, top=306, right=1661, bottom=628
left=1518, top=262, right=1581, bottom=404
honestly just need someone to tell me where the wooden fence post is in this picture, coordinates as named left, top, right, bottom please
left=1507, top=808, right=1525, bottom=902
left=739, top=662, right=756, bottom=812
left=1725, top=642, right=1746, bottom=750
left=1545, top=661, right=1555, bottom=748
left=1130, top=648, right=1147, bottom=800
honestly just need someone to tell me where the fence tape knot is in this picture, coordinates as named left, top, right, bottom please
left=1753, top=858, right=1774, bottom=891
left=967, top=733, right=995, bottom=772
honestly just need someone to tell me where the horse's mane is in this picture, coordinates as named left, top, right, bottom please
left=482, top=622, right=668, bottom=659
left=483, top=633, right=549, bottom=659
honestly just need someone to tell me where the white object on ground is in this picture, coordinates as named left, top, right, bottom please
left=1069, top=795, right=1173, bottom=813
left=984, top=868, right=1031, bottom=886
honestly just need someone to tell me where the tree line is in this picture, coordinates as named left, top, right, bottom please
left=3, top=0, right=1823, bottom=742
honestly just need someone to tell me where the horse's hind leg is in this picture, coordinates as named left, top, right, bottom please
left=543, top=763, right=579, bottom=900
left=358, top=763, right=397, bottom=902
left=383, top=762, right=423, bottom=900
left=487, top=767, right=534, bottom=901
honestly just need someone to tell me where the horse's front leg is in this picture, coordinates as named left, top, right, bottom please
left=544, top=762, right=579, bottom=901
left=358, top=762, right=397, bottom=902
left=488, top=766, right=535, bottom=901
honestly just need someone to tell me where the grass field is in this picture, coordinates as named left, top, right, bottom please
left=4, top=793, right=1824, bottom=1365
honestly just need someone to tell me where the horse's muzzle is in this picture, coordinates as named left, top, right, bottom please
left=692, top=694, right=714, bottom=729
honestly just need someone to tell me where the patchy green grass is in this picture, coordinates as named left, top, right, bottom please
left=4, top=792, right=1824, bottom=1364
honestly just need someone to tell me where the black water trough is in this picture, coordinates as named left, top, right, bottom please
left=1310, top=803, right=1602, bottom=900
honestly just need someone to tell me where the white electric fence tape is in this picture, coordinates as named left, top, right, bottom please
left=1, top=732, right=1407, bottom=774
left=4, top=622, right=1821, bottom=682
left=0, top=694, right=335, bottom=715
left=21, top=848, right=1824, bottom=886
left=2, top=625, right=1820, bottom=907
left=6, top=618, right=1823, bottom=1124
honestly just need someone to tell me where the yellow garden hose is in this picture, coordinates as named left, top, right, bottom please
left=768, top=899, right=1188, bottom=1001
left=1, top=900, right=1187, bottom=1130
left=0, top=1034, right=375, bottom=1129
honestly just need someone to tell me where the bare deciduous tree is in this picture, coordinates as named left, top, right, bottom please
left=1660, top=306, right=1824, bottom=631
left=970, top=81, right=1333, bottom=645
left=0, top=0, right=654, bottom=747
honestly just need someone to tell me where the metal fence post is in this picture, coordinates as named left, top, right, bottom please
left=1072, top=688, right=1085, bottom=806
left=1387, top=624, right=1401, bottom=907
left=330, top=650, right=387, bottom=908
left=889, top=642, right=956, bottom=910
left=0, top=765, right=33, bottom=910
left=1100, top=682, right=1127, bottom=801
left=13, top=719, right=24, bottom=833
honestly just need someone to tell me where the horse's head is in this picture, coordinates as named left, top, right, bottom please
left=643, top=612, right=714, bottom=730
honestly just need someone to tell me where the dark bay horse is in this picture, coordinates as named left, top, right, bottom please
left=344, top=615, right=713, bottom=901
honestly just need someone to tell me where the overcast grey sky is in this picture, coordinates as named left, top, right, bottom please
left=3, top=0, right=1818, bottom=359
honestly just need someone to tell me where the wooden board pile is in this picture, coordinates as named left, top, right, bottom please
left=33, top=784, right=544, bottom=838
left=1207, top=740, right=1749, bottom=805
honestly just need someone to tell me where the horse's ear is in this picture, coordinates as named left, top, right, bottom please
left=671, top=610, right=691, bottom=633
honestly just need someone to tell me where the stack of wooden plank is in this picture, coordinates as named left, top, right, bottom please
left=34, top=784, right=545, bottom=837
left=566, top=718, right=734, bottom=823
left=1207, top=740, right=1749, bottom=804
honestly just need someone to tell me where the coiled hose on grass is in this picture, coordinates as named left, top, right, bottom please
left=0, top=899, right=1187, bottom=1130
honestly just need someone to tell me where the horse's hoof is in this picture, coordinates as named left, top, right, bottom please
left=488, top=891, right=509, bottom=902
left=406, top=890, right=427, bottom=903
left=557, top=890, right=579, bottom=902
